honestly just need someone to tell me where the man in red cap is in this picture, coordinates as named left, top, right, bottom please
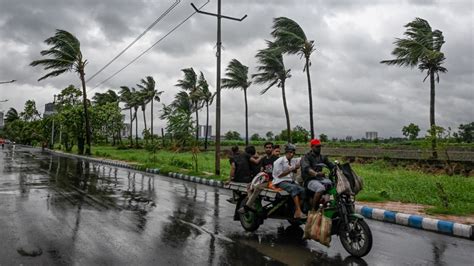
left=301, top=139, right=335, bottom=210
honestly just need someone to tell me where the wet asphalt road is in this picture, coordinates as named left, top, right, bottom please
left=0, top=146, right=473, bottom=265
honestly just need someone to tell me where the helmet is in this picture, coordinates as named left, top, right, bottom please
left=284, top=143, right=296, bottom=153
left=310, top=139, right=321, bottom=146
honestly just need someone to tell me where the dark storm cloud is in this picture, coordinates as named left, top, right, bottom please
left=0, top=0, right=472, bottom=139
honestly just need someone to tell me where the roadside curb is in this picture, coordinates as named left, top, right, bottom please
left=43, top=148, right=225, bottom=189
left=40, top=147, right=473, bottom=240
left=354, top=205, right=473, bottom=240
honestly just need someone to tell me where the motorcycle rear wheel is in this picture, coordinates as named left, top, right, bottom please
left=239, top=197, right=262, bottom=232
left=339, top=217, right=372, bottom=257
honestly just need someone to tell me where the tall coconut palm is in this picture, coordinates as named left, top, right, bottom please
left=176, top=68, right=201, bottom=141
left=136, top=89, right=149, bottom=144
left=272, top=17, right=316, bottom=139
left=130, top=89, right=141, bottom=146
left=222, top=59, right=252, bottom=145
left=253, top=42, right=292, bottom=142
left=198, top=72, right=215, bottom=150
left=137, top=76, right=163, bottom=144
left=381, top=17, right=447, bottom=158
left=119, top=86, right=135, bottom=146
left=30, top=29, right=92, bottom=155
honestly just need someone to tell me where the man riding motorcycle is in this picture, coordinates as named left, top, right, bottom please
left=300, top=139, right=335, bottom=211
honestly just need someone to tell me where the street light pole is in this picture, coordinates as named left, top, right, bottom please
left=191, top=0, right=247, bottom=176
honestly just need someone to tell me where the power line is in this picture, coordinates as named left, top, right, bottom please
left=85, top=0, right=181, bottom=84
left=91, top=0, right=210, bottom=91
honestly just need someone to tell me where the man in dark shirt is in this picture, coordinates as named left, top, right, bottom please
left=301, top=139, right=335, bottom=211
left=229, top=145, right=259, bottom=183
left=260, top=142, right=279, bottom=175
left=239, top=142, right=278, bottom=213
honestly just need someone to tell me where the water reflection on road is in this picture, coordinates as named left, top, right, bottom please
left=1, top=147, right=472, bottom=265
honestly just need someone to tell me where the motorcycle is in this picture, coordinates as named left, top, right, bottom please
left=226, top=162, right=373, bottom=257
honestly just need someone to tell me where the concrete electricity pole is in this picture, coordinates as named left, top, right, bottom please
left=191, top=0, right=246, bottom=176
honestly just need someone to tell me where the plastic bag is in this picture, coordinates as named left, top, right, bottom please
left=336, top=166, right=352, bottom=194
left=304, top=209, right=332, bottom=247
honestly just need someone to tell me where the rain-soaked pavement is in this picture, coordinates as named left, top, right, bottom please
left=1, top=145, right=473, bottom=265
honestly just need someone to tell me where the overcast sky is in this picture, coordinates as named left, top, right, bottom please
left=0, top=0, right=472, bottom=139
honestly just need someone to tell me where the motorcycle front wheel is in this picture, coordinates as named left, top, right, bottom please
left=339, top=217, right=372, bottom=257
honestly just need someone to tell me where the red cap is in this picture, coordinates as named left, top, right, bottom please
left=310, top=139, right=321, bottom=146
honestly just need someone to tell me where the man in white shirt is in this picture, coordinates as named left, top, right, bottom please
left=272, top=144, right=306, bottom=219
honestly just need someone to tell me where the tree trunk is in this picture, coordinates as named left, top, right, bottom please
left=195, top=101, right=199, bottom=142
left=244, top=88, right=249, bottom=146
left=205, top=102, right=209, bottom=150
left=135, top=109, right=138, bottom=147
left=79, top=69, right=92, bottom=156
left=151, top=99, right=154, bottom=144
left=142, top=106, right=147, bottom=144
left=129, top=108, right=133, bottom=146
left=430, top=70, right=437, bottom=158
left=281, top=81, right=292, bottom=143
left=305, top=57, right=315, bottom=139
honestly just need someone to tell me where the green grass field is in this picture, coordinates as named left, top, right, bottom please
left=76, top=145, right=473, bottom=216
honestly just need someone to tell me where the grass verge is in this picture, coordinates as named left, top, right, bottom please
left=65, top=145, right=473, bottom=216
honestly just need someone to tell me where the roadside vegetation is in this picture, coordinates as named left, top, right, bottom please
left=54, top=144, right=474, bottom=216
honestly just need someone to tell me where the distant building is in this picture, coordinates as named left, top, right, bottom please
left=121, top=123, right=130, bottom=138
left=198, top=125, right=212, bottom=139
left=43, top=102, right=55, bottom=117
left=345, top=136, right=353, bottom=142
left=365, top=131, right=378, bottom=140
left=0, top=111, right=4, bottom=129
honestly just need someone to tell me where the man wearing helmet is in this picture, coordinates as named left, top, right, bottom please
left=301, top=139, right=335, bottom=211
left=272, top=143, right=306, bottom=219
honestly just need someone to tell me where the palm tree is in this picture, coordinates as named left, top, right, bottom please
left=222, top=59, right=252, bottom=145
left=93, top=90, right=119, bottom=106
left=130, top=89, right=141, bottom=147
left=30, top=29, right=92, bottom=155
left=176, top=68, right=201, bottom=141
left=381, top=17, right=447, bottom=158
left=253, top=42, right=292, bottom=142
left=119, top=86, right=134, bottom=146
left=272, top=17, right=316, bottom=139
left=137, top=76, right=163, bottom=144
left=137, top=89, right=149, bottom=144
left=5, top=108, right=19, bottom=123
left=198, top=72, right=215, bottom=150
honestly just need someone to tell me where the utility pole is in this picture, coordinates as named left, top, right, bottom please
left=191, top=0, right=246, bottom=176
left=50, top=95, right=56, bottom=149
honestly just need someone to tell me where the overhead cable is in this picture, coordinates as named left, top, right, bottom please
left=86, top=0, right=181, bottom=84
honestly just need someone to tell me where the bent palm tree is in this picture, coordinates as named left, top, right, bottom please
left=119, top=86, right=134, bottom=146
left=137, top=76, right=163, bottom=144
left=5, top=108, right=19, bottom=123
left=222, top=59, right=252, bottom=145
left=253, top=42, right=292, bottom=142
left=176, top=68, right=202, bottom=141
left=30, top=29, right=92, bottom=155
left=272, top=17, right=316, bottom=139
left=381, top=17, right=447, bottom=158
left=198, top=73, right=215, bottom=150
